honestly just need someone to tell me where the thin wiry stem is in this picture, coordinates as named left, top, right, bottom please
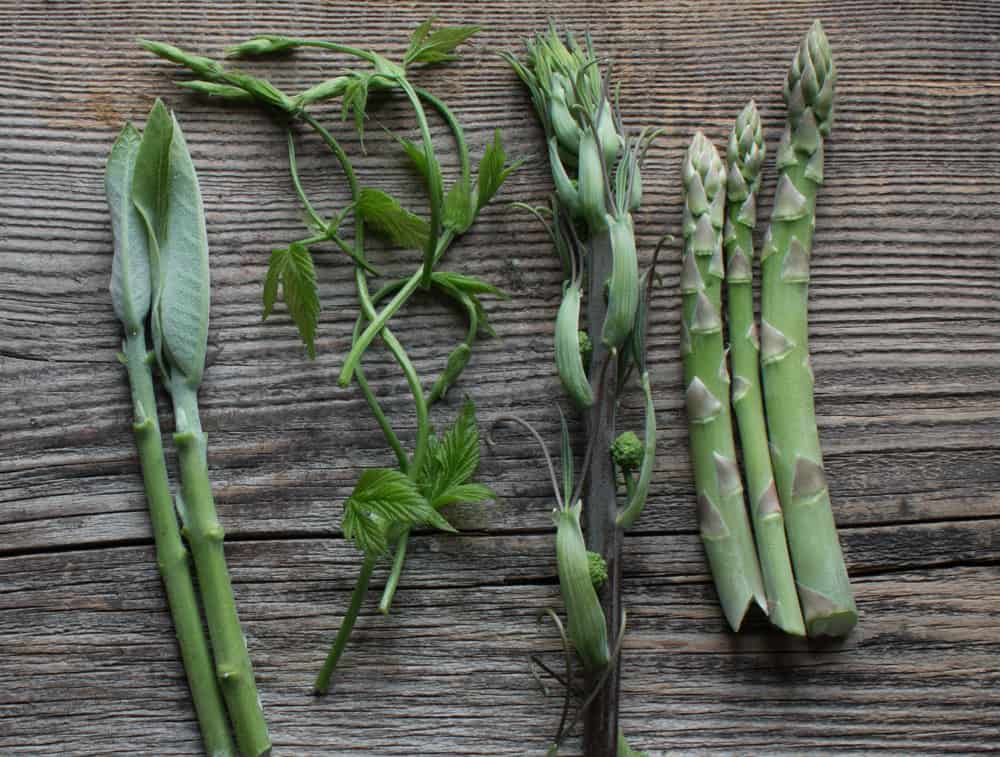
left=489, top=415, right=564, bottom=511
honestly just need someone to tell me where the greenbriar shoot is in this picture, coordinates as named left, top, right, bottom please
left=142, top=18, right=517, bottom=693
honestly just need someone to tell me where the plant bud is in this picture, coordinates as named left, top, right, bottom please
left=600, top=212, right=639, bottom=348
left=296, top=77, right=351, bottom=106
left=554, top=502, right=610, bottom=672
left=548, top=138, right=581, bottom=218
left=577, top=129, right=606, bottom=230
left=554, top=283, right=594, bottom=408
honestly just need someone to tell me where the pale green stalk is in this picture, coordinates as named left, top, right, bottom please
left=724, top=101, right=805, bottom=636
left=759, top=21, right=857, bottom=636
left=681, top=131, right=765, bottom=630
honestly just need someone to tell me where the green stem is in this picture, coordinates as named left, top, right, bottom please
left=313, top=553, right=378, bottom=695
left=286, top=129, right=325, bottom=230
left=416, top=86, right=471, bottom=187
left=350, top=314, right=408, bottom=471
left=378, top=530, right=409, bottom=614
left=123, top=332, right=235, bottom=757
left=582, top=227, right=621, bottom=757
left=170, top=380, right=270, bottom=757
left=761, top=157, right=857, bottom=637
left=281, top=38, right=376, bottom=64
left=393, top=76, right=443, bottom=289
left=337, top=229, right=455, bottom=387
left=301, top=111, right=432, bottom=625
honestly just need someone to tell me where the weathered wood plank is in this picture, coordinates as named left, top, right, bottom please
left=1, top=543, right=997, bottom=755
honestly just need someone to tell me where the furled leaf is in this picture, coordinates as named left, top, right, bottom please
left=476, top=129, right=521, bottom=211
left=262, top=242, right=320, bottom=359
left=132, top=100, right=210, bottom=389
left=342, top=468, right=455, bottom=556
left=404, top=20, right=479, bottom=66
left=355, top=187, right=429, bottom=250
left=341, top=73, right=369, bottom=140
left=394, top=133, right=430, bottom=183
left=442, top=176, right=475, bottom=233
left=432, top=271, right=509, bottom=300
left=106, top=122, right=151, bottom=333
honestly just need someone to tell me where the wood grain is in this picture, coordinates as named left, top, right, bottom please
left=1, top=0, right=999, bottom=754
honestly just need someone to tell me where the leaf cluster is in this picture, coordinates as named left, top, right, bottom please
left=342, top=399, right=494, bottom=557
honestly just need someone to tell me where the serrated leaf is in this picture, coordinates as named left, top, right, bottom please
left=106, top=122, right=150, bottom=333
left=442, top=176, right=475, bottom=233
left=430, top=482, right=496, bottom=508
left=476, top=129, right=521, bottom=211
left=342, top=502, right=388, bottom=556
left=419, top=399, right=485, bottom=508
left=132, top=101, right=210, bottom=389
left=341, top=74, right=370, bottom=141
left=262, top=242, right=320, bottom=358
left=405, top=22, right=479, bottom=66
left=394, top=133, right=430, bottom=183
left=342, top=468, right=452, bottom=556
left=355, top=187, right=429, bottom=250
left=404, top=16, right=435, bottom=64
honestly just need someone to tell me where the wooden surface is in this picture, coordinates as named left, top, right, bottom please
left=2, top=1, right=999, bottom=754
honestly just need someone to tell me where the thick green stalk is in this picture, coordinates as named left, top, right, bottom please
left=170, top=381, right=270, bottom=757
left=681, top=132, right=765, bottom=630
left=760, top=21, right=857, bottom=637
left=724, top=102, right=805, bottom=636
left=123, top=332, right=235, bottom=757
left=314, top=553, right=377, bottom=695
left=582, top=228, right=621, bottom=757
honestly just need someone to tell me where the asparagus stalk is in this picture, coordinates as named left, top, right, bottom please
left=681, top=131, right=765, bottom=630
left=759, top=21, right=857, bottom=636
left=724, top=102, right=805, bottom=636
left=108, top=123, right=235, bottom=756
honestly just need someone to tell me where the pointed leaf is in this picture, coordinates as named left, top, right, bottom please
left=355, top=187, right=429, bottom=250
left=432, top=271, right=509, bottom=300
left=476, top=129, right=521, bottom=211
left=263, top=243, right=320, bottom=358
left=132, top=102, right=210, bottom=388
left=405, top=22, right=479, bottom=66
left=443, top=175, right=475, bottom=233
left=431, top=482, right=496, bottom=509
left=106, top=123, right=150, bottom=333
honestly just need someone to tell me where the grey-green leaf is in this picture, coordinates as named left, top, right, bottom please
left=106, top=122, right=150, bottom=333
left=132, top=101, right=210, bottom=389
left=162, top=117, right=210, bottom=386
left=131, top=99, right=175, bottom=377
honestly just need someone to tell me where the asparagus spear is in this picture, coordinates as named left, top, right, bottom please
left=759, top=21, right=857, bottom=636
left=681, top=131, right=765, bottom=630
left=724, top=102, right=806, bottom=636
